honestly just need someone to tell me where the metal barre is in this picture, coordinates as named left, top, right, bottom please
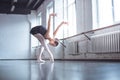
left=60, top=22, right=120, bottom=40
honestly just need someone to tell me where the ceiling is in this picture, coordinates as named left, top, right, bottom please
left=0, top=0, right=45, bottom=15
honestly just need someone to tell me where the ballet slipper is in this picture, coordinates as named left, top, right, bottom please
left=50, top=59, right=54, bottom=63
left=37, top=59, right=46, bottom=63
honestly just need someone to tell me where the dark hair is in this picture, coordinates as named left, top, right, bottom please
left=54, top=40, right=59, bottom=46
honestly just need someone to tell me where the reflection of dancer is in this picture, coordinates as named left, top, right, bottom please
left=30, top=13, right=68, bottom=62
left=38, top=63, right=54, bottom=80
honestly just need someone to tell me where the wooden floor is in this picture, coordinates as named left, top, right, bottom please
left=0, top=60, right=120, bottom=80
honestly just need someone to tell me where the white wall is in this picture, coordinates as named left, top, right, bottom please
left=0, top=14, right=30, bottom=59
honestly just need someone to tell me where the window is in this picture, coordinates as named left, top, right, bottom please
left=114, top=0, right=120, bottom=22
left=54, top=0, right=64, bottom=38
left=98, top=0, right=113, bottom=27
left=67, top=0, right=76, bottom=36
left=37, top=13, right=42, bottom=25
left=47, top=2, right=54, bottom=38
left=54, top=0, right=77, bottom=38
left=92, top=0, right=120, bottom=29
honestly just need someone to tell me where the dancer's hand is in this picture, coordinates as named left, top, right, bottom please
left=61, top=21, right=69, bottom=25
left=50, top=13, right=57, bottom=17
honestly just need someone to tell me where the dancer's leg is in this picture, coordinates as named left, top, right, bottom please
left=38, top=46, right=45, bottom=62
left=34, top=33, right=54, bottom=62
left=44, top=44, right=54, bottom=62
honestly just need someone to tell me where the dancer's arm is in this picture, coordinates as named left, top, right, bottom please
left=53, top=21, right=68, bottom=37
left=44, top=13, right=57, bottom=39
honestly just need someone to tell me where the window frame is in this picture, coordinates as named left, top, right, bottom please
left=92, top=0, right=120, bottom=29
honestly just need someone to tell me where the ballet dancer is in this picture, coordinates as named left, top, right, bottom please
left=30, top=13, right=68, bottom=62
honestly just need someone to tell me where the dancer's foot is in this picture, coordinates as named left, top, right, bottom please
left=37, top=59, right=46, bottom=63
left=50, top=59, right=54, bottom=63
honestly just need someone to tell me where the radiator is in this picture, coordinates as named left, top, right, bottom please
left=91, top=31, right=120, bottom=53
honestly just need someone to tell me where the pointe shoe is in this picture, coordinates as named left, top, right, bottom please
left=50, top=59, right=54, bottom=63
left=37, top=59, right=46, bottom=63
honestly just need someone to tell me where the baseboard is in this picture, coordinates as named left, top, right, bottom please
left=0, top=58, right=120, bottom=62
